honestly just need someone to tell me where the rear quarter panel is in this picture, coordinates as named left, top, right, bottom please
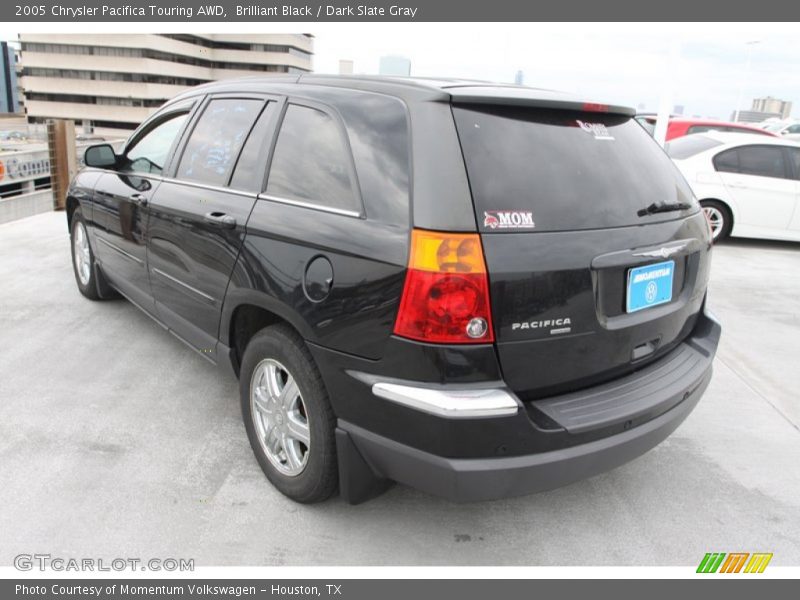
left=221, top=87, right=413, bottom=360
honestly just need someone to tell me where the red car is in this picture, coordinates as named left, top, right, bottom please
left=635, top=115, right=778, bottom=141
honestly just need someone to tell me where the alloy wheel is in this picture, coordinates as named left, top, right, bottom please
left=250, top=358, right=311, bottom=477
left=73, top=221, right=91, bottom=285
left=703, top=206, right=724, bottom=241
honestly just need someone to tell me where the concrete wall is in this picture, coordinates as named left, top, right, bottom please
left=0, top=189, right=53, bottom=225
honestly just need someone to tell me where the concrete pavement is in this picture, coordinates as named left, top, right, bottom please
left=1, top=211, right=798, bottom=566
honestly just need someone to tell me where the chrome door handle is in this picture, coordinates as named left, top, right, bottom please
left=204, top=211, right=237, bottom=229
left=129, top=193, right=148, bottom=206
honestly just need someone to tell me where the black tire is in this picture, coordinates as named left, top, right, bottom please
left=239, top=324, right=338, bottom=503
left=700, top=200, right=732, bottom=243
left=70, top=209, right=101, bottom=300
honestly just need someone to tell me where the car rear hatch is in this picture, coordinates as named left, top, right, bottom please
left=450, top=93, right=712, bottom=399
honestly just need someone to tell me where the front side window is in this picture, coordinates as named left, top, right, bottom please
left=715, top=146, right=787, bottom=179
left=124, top=112, right=189, bottom=175
left=177, top=98, right=265, bottom=186
left=266, top=104, right=359, bottom=213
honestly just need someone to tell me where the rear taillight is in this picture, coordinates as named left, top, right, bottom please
left=393, top=229, right=494, bottom=344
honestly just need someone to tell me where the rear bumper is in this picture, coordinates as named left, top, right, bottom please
left=335, top=306, right=720, bottom=503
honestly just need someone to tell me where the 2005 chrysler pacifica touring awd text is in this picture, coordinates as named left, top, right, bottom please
left=67, top=76, right=721, bottom=504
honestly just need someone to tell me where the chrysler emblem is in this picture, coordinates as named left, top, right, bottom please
left=633, top=243, right=687, bottom=259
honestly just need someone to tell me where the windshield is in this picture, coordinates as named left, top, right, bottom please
left=453, top=105, right=697, bottom=233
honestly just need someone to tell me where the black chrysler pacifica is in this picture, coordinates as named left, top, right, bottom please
left=67, top=76, right=721, bottom=504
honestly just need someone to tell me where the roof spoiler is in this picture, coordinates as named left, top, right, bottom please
left=447, top=87, right=636, bottom=117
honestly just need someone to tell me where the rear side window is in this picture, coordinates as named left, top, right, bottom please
left=666, top=134, right=723, bottom=159
left=713, top=146, right=788, bottom=179
left=266, top=104, right=360, bottom=214
left=453, top=106, right=696, bottom=232
left=177, top=98, right=264, bottom=186
left=713, top=149, right=739, bottom=173
left=790, top=148, right=800, bottom=179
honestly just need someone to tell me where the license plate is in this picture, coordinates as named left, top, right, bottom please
left=626, top=260, right=675, bottom=313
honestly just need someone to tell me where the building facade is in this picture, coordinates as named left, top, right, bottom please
left=751, top=96, right=792, bottom=120
left=732, top=109, right=782, bottom=124
left=18, top=34, right=313, bottom=135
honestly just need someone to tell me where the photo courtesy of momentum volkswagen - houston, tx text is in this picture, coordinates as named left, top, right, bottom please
left=0, top=1, right=799, bottom=590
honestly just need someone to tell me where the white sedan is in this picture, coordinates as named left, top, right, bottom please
left=762, top=119, right=800, bottom=141
left=667, top=132, right=800, bottom=242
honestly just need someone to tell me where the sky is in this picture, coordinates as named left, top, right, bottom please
left=310, top=23, right=799, bottom=119
left=3, top=23, right=798, bottom=119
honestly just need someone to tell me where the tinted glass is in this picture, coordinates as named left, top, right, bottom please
left=787, top=124, right=800, bottom=134
left=177, top=99, right=264, bottom=186
left=737, top=146, right=787, bottom=179
left=728, top=126, right=768, bottom=136
left=687, top=125, right=713, bottom=134
left=790, top=148, right=800, bottom=178
left=635, top=116, right=655, bottom=136
left=666, top=134, right=723, bottom=159
left=267, top=104, right=358, bottom=213
left=713, top=149, right=740, bottom=173
left=229, top=102, right=274, bottom=192
left=125, top=112, right=188, bottom=175
left=454, top=106, right=696, bottom=232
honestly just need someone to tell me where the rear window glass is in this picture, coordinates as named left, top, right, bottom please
left=665, top=134, right=723, bottom=159
left=686, top=125, right=714, bottom=135
left=454, top=106, right=696, bottom=232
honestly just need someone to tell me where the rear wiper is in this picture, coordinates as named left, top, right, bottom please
left=637, top=201, right=692, bottom=217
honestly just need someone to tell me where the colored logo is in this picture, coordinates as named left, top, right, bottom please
left=696, top=552, right=773, bottom=574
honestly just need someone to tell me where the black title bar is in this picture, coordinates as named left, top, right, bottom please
left=5, top=0, right=800, bottom=21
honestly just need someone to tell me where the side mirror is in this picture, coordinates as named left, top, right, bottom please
left=84, top=144, right=117, bottom=169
